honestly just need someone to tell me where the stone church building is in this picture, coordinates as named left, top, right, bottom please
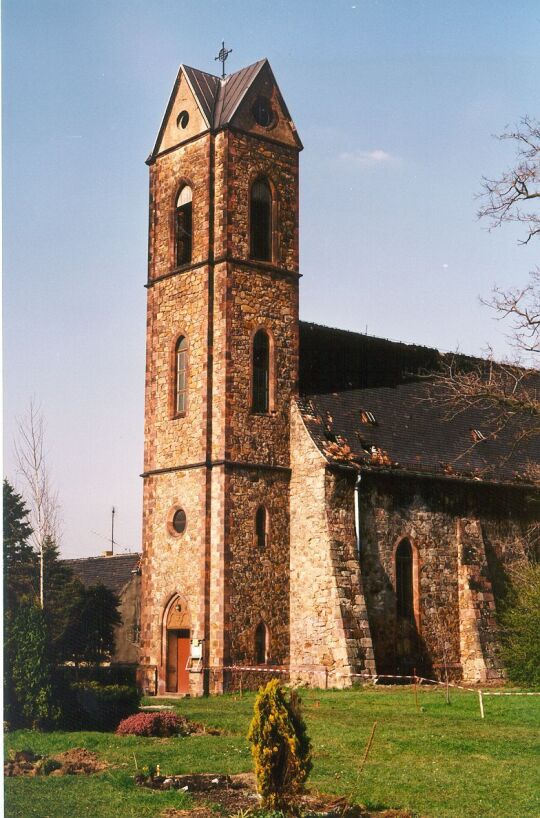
left=138, top=58, right=538, bottom=696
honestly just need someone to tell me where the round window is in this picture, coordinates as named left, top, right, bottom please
left=252, top=96, right=274, bottom=128
left=177, top=110, right=190, bottom=129
left=172, top=508, right=187, bottom=535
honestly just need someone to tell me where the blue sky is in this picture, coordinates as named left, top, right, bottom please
left=3, top=1, right=539, bottom=557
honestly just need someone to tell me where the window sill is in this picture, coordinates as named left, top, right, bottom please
left=172, top=412, right=187, bottom=420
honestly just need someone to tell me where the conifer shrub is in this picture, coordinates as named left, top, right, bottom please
left=247, top=679, right=312, bottom=811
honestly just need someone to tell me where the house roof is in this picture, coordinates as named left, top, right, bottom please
left=298, top=322, right=540, bottom=487
left=62, top=553, right=141, bottom=595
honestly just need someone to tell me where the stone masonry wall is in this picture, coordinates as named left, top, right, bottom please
left=225, top=266, right=299, bottom=467
left=140, top=468, right=207, bottom=696
left=226, top=131, right=299, bottom=270
left=457, top=518, right=502, bottom=682
left=290, top=403, right=374, bottom=687
left=359, top=474, right=532, bottom=681
left=226, top=468, right=290, bottom=666
left=149, top=134, right=211, bottom=281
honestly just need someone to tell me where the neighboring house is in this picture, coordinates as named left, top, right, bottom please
left=137, top=56, right=539, bottom=696
left=63, top=553, right=141, bottom=665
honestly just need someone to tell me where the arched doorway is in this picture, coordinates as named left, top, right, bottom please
left=165, top=596, right=191, bottom=694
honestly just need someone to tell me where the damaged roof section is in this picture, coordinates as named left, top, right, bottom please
left=297, top=328, right=540, bottom=485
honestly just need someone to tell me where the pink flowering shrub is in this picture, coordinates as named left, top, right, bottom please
left=116, top=711, right=193, bottom=737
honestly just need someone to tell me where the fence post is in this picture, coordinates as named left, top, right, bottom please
left=478, top=689, right=484, bottom=719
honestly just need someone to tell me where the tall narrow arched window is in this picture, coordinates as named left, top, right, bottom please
left=175, top=185, right=192, bottom=266
left=255, top=506, right=267, bottom=549
left=252, top=330, right=270, bottom=413
left=396, top=539, right=414, bottom=624
left=255, top=622, right=268, bottom=664
left=174, top=336, right=188, bottom=415
left=250, top=179, right=272, bottom=261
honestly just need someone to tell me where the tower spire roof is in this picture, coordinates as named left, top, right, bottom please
left=149, top=58, right=302, bottom=162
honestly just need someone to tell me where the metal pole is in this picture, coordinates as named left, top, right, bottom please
left=111, top=506, right=115, bottom=554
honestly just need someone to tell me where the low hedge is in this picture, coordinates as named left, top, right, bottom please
left=69, top=682, right=140, bottom=730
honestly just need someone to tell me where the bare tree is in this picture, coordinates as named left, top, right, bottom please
left=14, top=400, right=61, bottom=608
left=429, top=117, right=540, bottom=475
left=478, top=116, right=540, bottom=248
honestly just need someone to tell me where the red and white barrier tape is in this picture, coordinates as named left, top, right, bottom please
left=204, top=665, right=540, bottom=696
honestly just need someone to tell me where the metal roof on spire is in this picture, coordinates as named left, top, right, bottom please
left=149, top=57, right=302, bottom=162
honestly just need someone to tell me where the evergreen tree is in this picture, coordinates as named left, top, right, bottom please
left=6, top=602, right=58, bottom=728
left=60, top=583, right=122, bottom=665
left=3, top=479, right=37, bottom=608
left=248, top=679, right=312, bottom=811
left=41, top=536, right=83, bottom=654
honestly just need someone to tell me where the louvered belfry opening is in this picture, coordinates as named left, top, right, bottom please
left=252, top=329, right=270, bottom=412
left=175, top=186, right=192, bottom=266
left=250, top=178, right=272, bottom=261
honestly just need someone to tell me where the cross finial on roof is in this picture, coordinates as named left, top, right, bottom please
left=215, top=41, right=232, bottom=78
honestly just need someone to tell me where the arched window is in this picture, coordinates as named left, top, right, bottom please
left=250, top=178, right=272, bottom=261
left=175, top=185, right=192, bottom=266
left=174, top=336, right=188, bottom=415
left=255, top=621, right=268, bottom=664
left=396, top=539, right=414, bottom=624
left=255, top=506, right=267, bottom=549
left=252, top=330, right=270, bottom=413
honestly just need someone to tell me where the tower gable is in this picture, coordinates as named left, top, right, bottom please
left=228, top=61, right=302, bottom=149
left=151, top=66, right=217, bottom=158
left=150, top=59, right=302, bottom=162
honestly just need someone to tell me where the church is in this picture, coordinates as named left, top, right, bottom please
left=138, top=57, right=538, bottom=696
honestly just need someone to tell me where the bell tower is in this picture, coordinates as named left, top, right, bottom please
left=139, top=58, right=302, bottom=695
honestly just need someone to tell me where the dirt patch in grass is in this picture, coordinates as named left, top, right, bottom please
left=51, top=748, right=108, bottom=775
left=4, top=748, right=108, bottom=777
left=139, top=772, right=415, bottom=818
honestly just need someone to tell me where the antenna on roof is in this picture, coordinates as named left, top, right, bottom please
left=111, top=506, right=116, bottom=555
left=215, top=41, right=233, bottom=78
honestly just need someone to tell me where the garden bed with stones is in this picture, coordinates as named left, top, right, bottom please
left=137, top=771, right=416, bottom=818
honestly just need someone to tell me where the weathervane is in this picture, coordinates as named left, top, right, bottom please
left=215, top=41, right=232, bottom=78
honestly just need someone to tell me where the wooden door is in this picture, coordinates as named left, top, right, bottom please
left=177, top=629, right=190, bottom=694
left=166, top=629, right=190, bottom=693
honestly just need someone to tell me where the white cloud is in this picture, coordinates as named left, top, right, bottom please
left=338, top=148, right=397, bottom=167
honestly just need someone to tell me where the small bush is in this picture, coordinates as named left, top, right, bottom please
left=70, top=682, right=140, bottom=730
left=247, top=679, right=312, bottom=811
left=501, top=563, right=540, bottom=686
left=116, top=711, right=192, bottom=737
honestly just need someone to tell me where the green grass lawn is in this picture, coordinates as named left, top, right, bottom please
left=4, top=686, right=540, bottom=818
